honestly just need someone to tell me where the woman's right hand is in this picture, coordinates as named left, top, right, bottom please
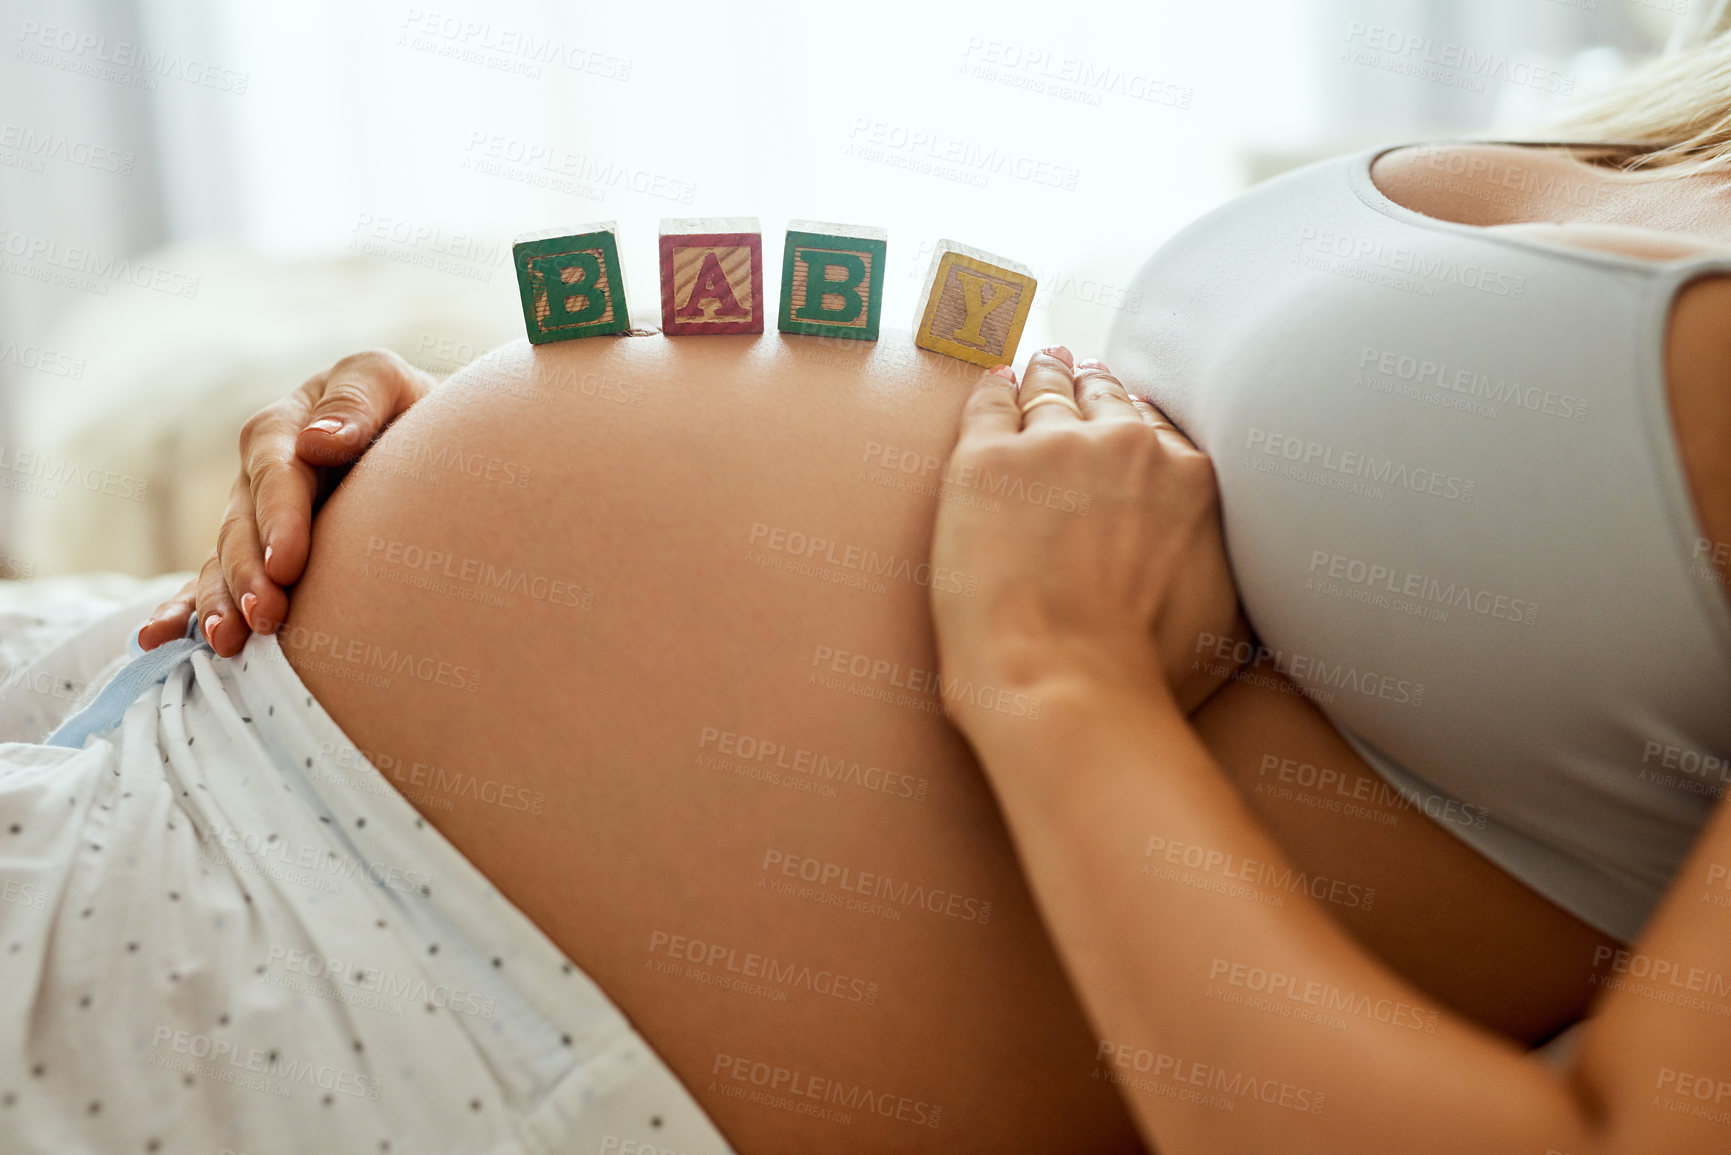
left=929, top=350, right=1250, bottom=719
left=137, top=349, right=436, bottom=656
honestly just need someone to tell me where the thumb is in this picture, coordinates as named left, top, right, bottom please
left=295, top=352, right=428, bottom=468
left=296, top=394, right=377, bottom=469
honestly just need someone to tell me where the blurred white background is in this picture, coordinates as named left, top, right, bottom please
left=0, top=0, right=1696, bottom=576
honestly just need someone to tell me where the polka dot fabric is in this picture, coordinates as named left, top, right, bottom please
left=0, top=628, right=733, bottom=1154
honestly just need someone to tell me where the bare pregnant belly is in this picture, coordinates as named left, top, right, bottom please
left=283, top=333, right=1146, bottom=1154
left=282, top=330, right=1609, bottom=1152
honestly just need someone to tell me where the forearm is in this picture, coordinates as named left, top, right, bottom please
left=961, top=674, right=1599, bottom=1155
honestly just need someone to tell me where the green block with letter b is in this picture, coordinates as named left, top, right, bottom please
left=778, top=220, right=888, bottom=341
left=513, top=222, right=631, bottom=344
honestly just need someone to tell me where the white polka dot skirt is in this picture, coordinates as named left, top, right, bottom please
left=0, top=630, right=735, bottom=1154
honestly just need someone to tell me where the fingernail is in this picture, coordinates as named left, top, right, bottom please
left=306, top=417, right=345, bottom=435
left=203, top=613, right=221, bottom=646
left=263, top=544, right=274, bottom=571
left=1039, top=346, right=1074, bottom=368
left=988, top=364, right=1017, bottom=383
left=1078, top=357, right=1108, bottom=370
left=240, top=592, right=258, bottom=630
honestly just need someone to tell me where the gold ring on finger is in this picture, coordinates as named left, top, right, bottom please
left=1019, top=393, right=1084, bottom=419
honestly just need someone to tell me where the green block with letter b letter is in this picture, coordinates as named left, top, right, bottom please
left=778, top=220, right=888, bottom=341
left=513, top=222, right=632, bottom=344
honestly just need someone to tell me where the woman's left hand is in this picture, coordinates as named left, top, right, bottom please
left=929, top=347, right=1249, bottom=722
left=136, top=349, right=435, bottom=655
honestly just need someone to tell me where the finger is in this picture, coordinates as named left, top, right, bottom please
left=136, top=578, right=198, bottom=651
left=1072, top=357, right=1141, bottom=423
left=1017, top=347, right=1082, bottom=430
left=1128, top=395, right=1201, bottom=457
left=296, top=350, right=432, bottom=469
left=217, top=475, right=290, bottom=637
left=244, top=406, right=322, bottom=588
left=956, top=364, right=1023, bottom=443
left=193, top=553, right=249, bottom=658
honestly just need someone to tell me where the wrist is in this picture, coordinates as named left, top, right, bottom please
left=948, top=661, right=1193, bottom=816
left=942, top=639, right=1182, bottom=736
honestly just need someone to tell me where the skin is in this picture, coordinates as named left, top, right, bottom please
left=145, top=143, right=1730, bottom=1152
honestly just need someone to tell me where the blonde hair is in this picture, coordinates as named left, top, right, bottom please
left=1549, top=16, right=1731, bottom=178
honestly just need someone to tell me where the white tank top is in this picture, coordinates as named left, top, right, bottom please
left=1106, top=141, right=1731, bottom=943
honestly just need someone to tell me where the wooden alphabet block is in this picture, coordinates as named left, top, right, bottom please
left=659, top=217, right=765, bottom=335
left=777, top=220, right=888, bottom=341
left=513, top=223, right=631, bottom=344
left=912, top=239, right=1037, bottom=368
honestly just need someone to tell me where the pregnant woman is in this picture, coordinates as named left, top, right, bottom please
left=15, top=20, right=1729, bottom=1155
